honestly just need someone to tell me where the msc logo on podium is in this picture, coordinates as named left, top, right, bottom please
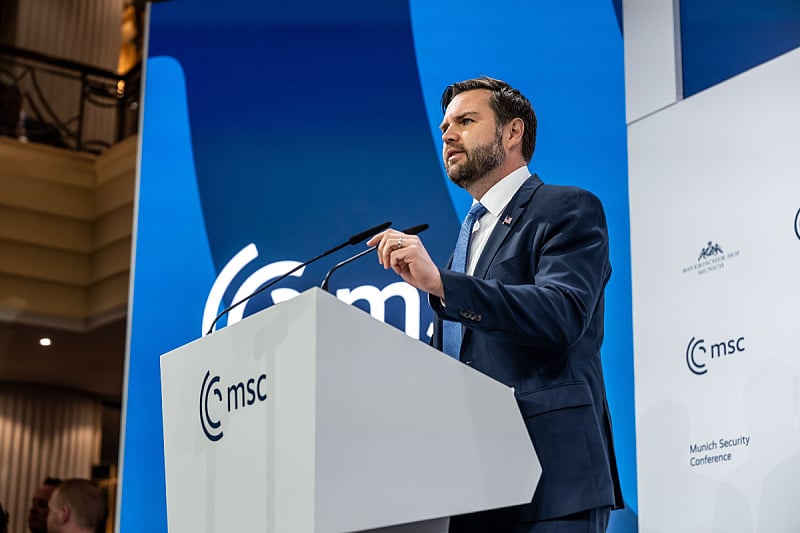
left=200, top=370, right=268, bottom=442
left=686, top=336, right=746, bottom=376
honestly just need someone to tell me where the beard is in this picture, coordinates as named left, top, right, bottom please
left=445, top=127, right=505, bottom=189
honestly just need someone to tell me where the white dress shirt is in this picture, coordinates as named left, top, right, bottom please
left=465, top=166, right=531, bottom=275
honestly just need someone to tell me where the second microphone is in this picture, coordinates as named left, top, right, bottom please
left=320, top=224, right=429, bottom=292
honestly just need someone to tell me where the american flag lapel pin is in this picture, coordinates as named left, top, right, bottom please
left=502, top=215, right=513, bottom=225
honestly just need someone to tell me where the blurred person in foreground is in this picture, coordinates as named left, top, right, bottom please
left=1, top=500, right=9, bottom=533
left=46, top=479, right=107, bottom=533
left=29, top=477, right=61, bottom=533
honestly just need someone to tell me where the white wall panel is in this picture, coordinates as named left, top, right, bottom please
left=629, top=42, right=800, bottom=533
left=623, top=0, right=682, bottom=122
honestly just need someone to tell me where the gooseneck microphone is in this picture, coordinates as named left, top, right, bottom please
left=206, top=221, right=391, bottom=335
left=320, top=223, right=429, bottom=292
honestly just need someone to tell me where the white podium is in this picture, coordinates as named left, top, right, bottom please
left=160, top=288, right=539, bottom=532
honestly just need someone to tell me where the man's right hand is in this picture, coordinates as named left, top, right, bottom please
left=367, top=229, right=445, bottom=298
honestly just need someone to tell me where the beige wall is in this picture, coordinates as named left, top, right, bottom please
left=0, top=135, right=135, bottom=330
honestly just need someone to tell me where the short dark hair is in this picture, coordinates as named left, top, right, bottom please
left=440, top=76, right=537, bottom=162
left=52, top=479, right=108, bottom=531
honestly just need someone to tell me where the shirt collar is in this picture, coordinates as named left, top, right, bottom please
left=475, top=166, right=530, bottom=217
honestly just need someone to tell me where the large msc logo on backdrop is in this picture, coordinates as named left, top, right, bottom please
left=686, top=335, right=746, bottom=375
left=200, top=370, right=268, bottom=441
left=682, top=240, right=741, bottom=276
left=794, top=208, right=800, bottom=241
left=201, top=243, right=424, bottom=338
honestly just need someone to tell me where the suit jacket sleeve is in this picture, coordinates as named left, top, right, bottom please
left=433, top=187, right=610, bottom=351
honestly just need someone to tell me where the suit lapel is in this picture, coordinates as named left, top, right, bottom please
left=473, top=174, right=544, bottom=279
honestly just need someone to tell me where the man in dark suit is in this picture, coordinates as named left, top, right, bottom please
left=368, top=76, right=622, bottom=532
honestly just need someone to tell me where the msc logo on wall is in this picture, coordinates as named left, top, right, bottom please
left=686, top=336, right=746, bottom=376
left=202, top=243, right=424, bottom=339
left=794, top=208, right=800, bottom=241
left=682, top=240, right=741, bottom=276
left=200, top=369, right=268, bottom=442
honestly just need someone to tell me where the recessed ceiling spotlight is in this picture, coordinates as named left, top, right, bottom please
left=39, top=337, right=52, bottom=347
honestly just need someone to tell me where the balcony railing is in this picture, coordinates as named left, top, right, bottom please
left=0, top=43, right=140, bottom=154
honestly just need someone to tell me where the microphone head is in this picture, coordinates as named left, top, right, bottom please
left=401, top=223, right=429, bottom=236
left=347, top=221, right=392, bottom=245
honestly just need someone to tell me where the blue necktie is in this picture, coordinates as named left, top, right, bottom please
left=442, top=202, right=487, bottom=359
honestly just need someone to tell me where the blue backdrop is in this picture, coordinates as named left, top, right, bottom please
left=120, top=1, right=636, bottom=531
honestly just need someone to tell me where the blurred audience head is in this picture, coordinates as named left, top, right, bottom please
left=1, top=500, right=9, bottom=533
left=46, top=479, right=107, bottom=533
left=29, top=477, right=61, bottom=533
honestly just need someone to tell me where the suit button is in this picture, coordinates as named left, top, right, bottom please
left=459, top=309, right=481, bottom=321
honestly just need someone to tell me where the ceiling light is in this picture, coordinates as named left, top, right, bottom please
left=39, top=338, right=52, bottom=347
